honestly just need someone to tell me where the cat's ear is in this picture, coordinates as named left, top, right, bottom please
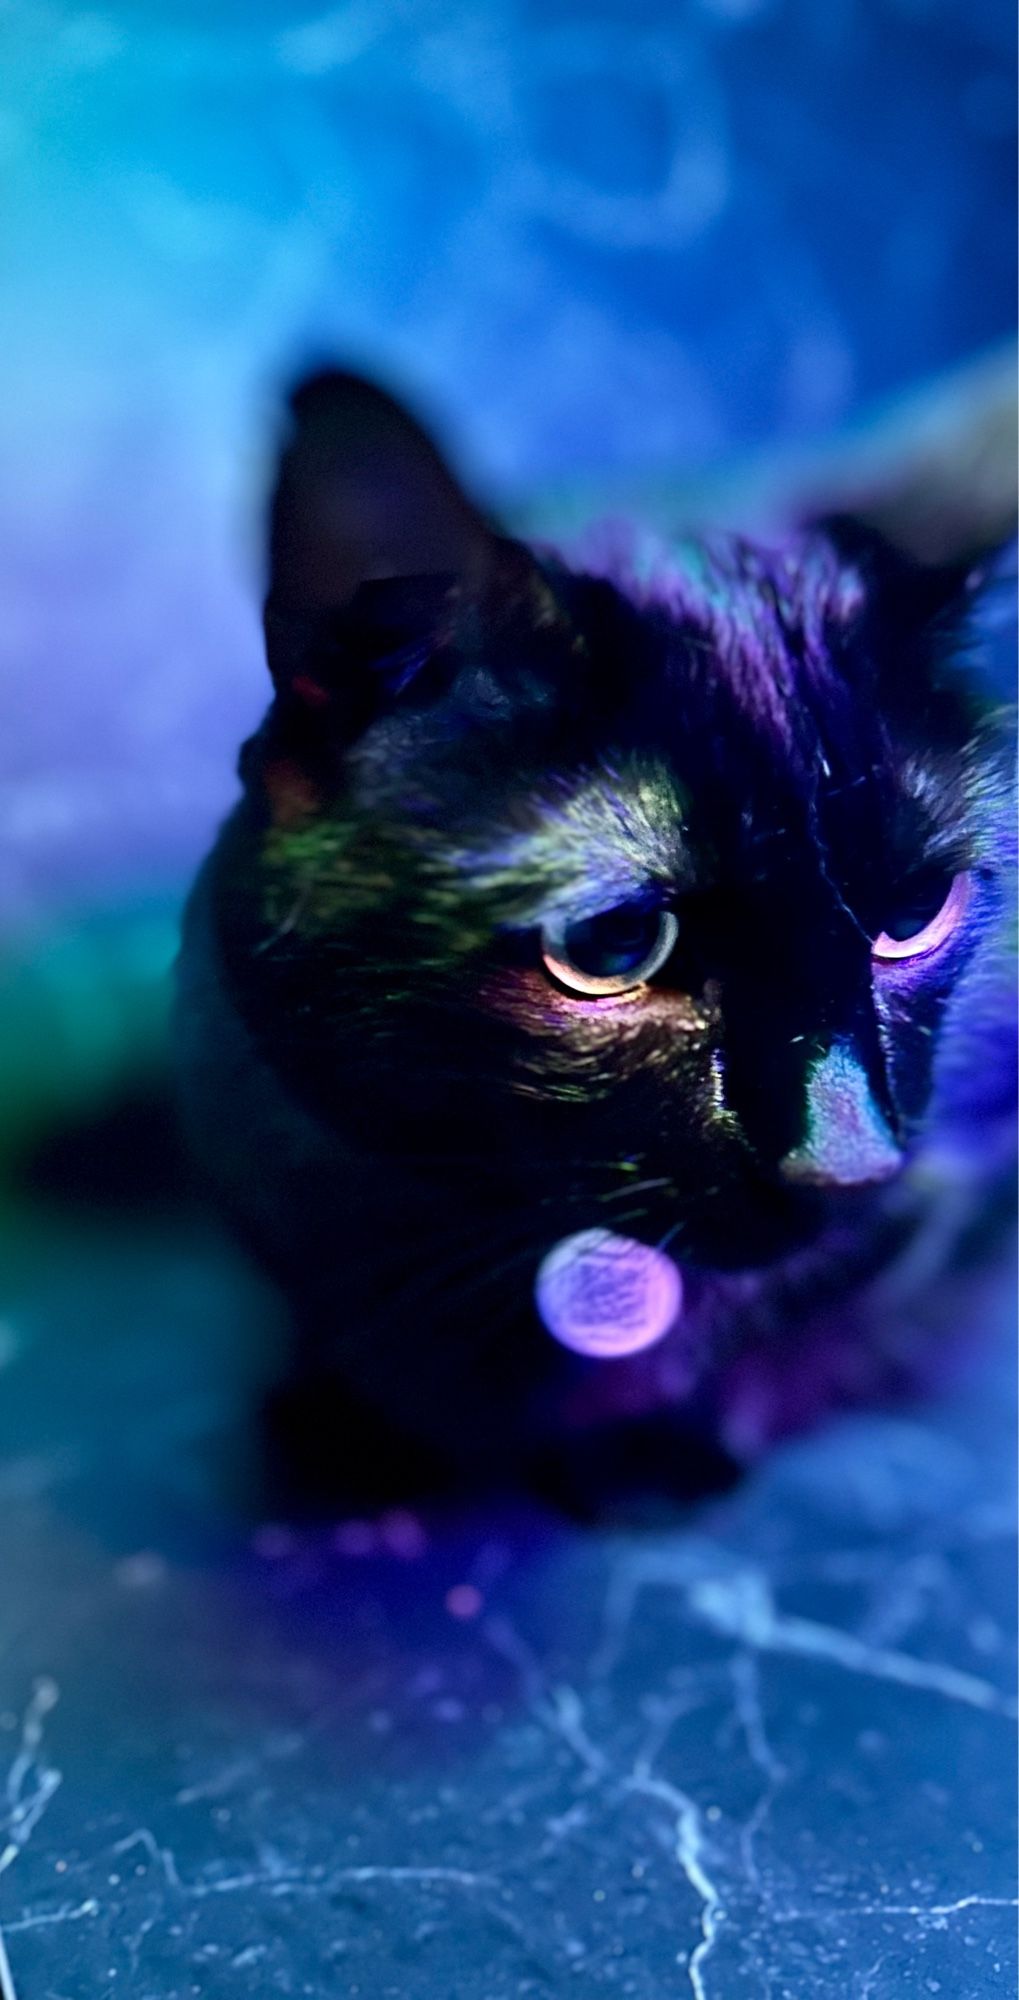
left=822, top=349, right=1015, bottom=570
left=262, top=369, right=500, bottom=711
left=807, top=346, right=1016, bottom=669
left=815, top=515, right=1016, bottom=742
left=819, top=512, right=996, bottom=643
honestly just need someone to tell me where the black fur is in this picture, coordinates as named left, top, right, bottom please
left=175, top=371, right=1016, bottom=1503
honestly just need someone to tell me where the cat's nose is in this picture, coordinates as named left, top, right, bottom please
left=777, top=1040, right=905, bottom=1190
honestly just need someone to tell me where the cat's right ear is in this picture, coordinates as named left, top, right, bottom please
left=262, top=369, right=498, bottom=722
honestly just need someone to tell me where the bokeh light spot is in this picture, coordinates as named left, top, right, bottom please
left=535, top=1228, right=683, bottom=1359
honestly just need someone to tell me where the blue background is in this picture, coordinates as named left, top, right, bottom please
left=0, top=0, right=1015, bottom=919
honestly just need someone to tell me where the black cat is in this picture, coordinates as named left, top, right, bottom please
left=175, top=370, right=1015, bottom=1504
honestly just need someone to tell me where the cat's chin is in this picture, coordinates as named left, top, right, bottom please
left=679, top=1174, right=911, bottom=1284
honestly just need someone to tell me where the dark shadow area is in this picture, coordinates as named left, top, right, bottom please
left=21, top=1081, right=198, bottom=1214
left=16, top=1084, right=748, bottom=1523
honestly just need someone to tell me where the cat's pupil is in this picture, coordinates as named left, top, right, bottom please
left=562, top=904, right=668, bottom=979
left=880, top=866, right=956, bottom=942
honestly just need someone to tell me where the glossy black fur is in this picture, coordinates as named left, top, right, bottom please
left=175, top=372, right=1015, bottom=1503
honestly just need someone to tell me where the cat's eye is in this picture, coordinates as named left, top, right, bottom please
left=541, top=903, right=679, bottom=996
left=871, top=870, right=970, bottom=964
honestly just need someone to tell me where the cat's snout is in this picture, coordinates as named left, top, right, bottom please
left=776, top=1040, right=904, bottom=1191
left=777, top=1145, right=903, bottom=1191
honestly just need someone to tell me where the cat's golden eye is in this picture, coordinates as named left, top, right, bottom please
left=872, top=869, right=970, bottom=964
left=541, top=903, right=679, bottom=997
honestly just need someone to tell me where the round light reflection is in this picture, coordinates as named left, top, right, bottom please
left=535, top=1229, right=683, bottom=1360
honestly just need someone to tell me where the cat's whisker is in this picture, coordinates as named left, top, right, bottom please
left=597, top=1205, right=665, bottom=1234
left=359, top=1218, right=538, bottom=1341
left=364, top=1241, right=541, bottom=1358
left=654, top=1219, right=686, bottom=1256
left=601, top=1177, right=677, bottom=1205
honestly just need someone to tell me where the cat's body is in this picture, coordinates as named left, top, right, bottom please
left=176, top=371, right=1016, bottom=1501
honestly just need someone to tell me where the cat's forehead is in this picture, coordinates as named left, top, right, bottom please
left=447, top=759, right=691, bottom=930
left=341, top=524, right=973, bottom=919
left=578, top=529, right=869, bottom=743
left=560, top=534, right=884, bottom=846
left=455, top=740, right=856, bottom=929
left=619, top=527, right=867, bottom=647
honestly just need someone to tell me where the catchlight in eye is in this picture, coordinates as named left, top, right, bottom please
left=872, top=871, right=970, bottom=964
left=542, top=903, right=678, bottom=997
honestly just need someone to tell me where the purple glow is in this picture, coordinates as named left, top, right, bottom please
left=872, top=871, right=970, bottom=963
left=535, top=1229, right=683, bottom=1360
left=779, top=1041, right=903, bottom=1187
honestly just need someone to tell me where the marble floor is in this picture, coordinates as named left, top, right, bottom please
left=0, top=1191, right=1013, bottom=1999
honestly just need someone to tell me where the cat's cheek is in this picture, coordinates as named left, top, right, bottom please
left=473, top=969, right=631, bottom=1054
left=476, top=962, right=707, bottom=1036
left=872, top=951, right=971, bottom=1130
left=475, top=972, right=717, bottom=1109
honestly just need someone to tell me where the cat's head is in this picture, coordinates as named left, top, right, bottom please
left=222, top=370, right=1014, bottom=1285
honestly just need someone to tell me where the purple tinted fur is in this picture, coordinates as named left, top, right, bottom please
left=180, top=452, right=1015, bottom=1489
left=568, top=521, right=867, bottom=755
left=540, top=522, right=1016, bottom=1453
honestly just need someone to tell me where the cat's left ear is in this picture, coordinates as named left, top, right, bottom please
left=820, top=511, right=1006, bottom=643
left=805, top=345, right=1015, bottom=566
left=807, top=346, right=1016, bottom=681
left=816, top=513, right=1015, bottom=729
left=263, top=369, right=515, bottom=725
